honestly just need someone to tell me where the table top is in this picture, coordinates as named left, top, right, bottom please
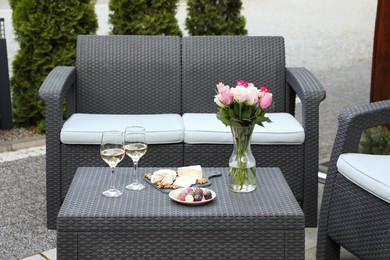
left=57, top=167, right=304, bottom=232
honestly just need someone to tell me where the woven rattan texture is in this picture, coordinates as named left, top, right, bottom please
left=39, top=66, right=77, bottom=229
left=285, top=67, right=326, bottom=227
left=76, top=35, right=181, bottom=114
left=327, top=174, right=390, bottom=259
left=182, top=36, right=286, bottom=113
left=39, top=36, right=325, bottom=229
left=317, top=100, right=390, bottom=260
left=57, top=167, right=304, bottom=259
left=57, top=230, right=304, bottom=259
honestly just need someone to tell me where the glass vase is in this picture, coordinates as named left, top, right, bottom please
left=229, top=125, right=257, bottom=192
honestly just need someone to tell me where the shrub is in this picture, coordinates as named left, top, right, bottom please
left=109, top=0, right=182, bottom=36
left=185, top=0, right=247, bottom=35
left=358, top=126, right=390, bottom=155
left=11, top=0, right=98, bottom=132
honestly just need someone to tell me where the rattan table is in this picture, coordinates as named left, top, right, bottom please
left=57, top=167, right=304, bottom=259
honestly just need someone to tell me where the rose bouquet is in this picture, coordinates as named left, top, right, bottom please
left=214, top=80, right=273, bottom=127
left=214, top=80, right=273, bottom=192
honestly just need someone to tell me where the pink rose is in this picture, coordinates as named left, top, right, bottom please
left=260, top=86, right=269, bottom=92
left=216, top=83, right=233, bottom=105
left=237, top=80, right=249, bottom=87
left=259, top=92, right=273, bottom=109
left=246, top=85, right=259, bottom=105
left=216, top=82, right=226, bottom=93
left=214, top=95, right=225, bottom=108
left=220, top=89, right=233, bottom=104
left=232, top=85, right=247, bottom=103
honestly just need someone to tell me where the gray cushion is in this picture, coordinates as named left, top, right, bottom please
left=60, top=113, right=184, bottom=145
left=182, top=113, right=305, bottom=144
left=337, top=153, right=390, bottom=203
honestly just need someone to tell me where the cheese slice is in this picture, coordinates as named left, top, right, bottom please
left=150, top=175, right=163, bottom=184
left=177, top=165, right=203, bottom=180
left=162, top=174, right=175, bottom=185
left=173, top=175, right=197, bottom=188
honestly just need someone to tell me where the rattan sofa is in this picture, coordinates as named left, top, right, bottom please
left=317, top=99, right=390, bottom=259
left=39, top=35, right=325, bottom=229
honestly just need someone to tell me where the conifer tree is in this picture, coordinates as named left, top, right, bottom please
left=11, top=0, right=98, bottom=131
left=185, top=0, right=247, bottom=35
left=109, top=0, right=182, bottom=36
left=358, top=126, right=390, bottom=155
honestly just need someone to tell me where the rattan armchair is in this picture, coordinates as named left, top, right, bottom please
left=317, top=99, right=390, bottom=259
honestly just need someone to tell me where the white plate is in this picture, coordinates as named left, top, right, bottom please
left=169, top=188, right=216, bottom=205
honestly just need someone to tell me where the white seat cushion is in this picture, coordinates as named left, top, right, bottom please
left=182, top=113, right=305, bottom=144
left=337, top=153, right=390, bottom=203
left=60, top=113, right=184, bottom=145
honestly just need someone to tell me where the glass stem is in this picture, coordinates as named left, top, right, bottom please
left=109, top=166, right=116, bottom=190
left=133, top=161, right=139, bottom=184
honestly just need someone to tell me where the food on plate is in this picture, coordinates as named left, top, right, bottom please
left=203, top=189, right=212, bottom=200
left=171, top=187, right=213, bottom=202
left=173, top=175, right=197, bottom=188
left=174, top=165, right=202, bottom=187
left=177, top=165, right=203, bottom=179
left=150, top=175, right=163, bottom=184
left=185, top=194, right=194, bottom=202
left=144, top=166, right=209, bottom=189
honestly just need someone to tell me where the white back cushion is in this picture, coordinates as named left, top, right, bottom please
left=182, top=113, right=305, bottom=144
left=60, top=113, right=184, bottom=145
left=337, top=153, right=390, bottom=203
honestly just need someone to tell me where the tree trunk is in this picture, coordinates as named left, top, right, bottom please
left=371, top=0, right=390, bottom=102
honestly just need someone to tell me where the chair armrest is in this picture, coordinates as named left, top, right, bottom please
left=328, top=99, right=390, bottom=175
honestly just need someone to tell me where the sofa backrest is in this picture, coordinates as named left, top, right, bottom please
left=182, top=36, right=286, bottom=113
left=76, top=35, right=182, bottom=114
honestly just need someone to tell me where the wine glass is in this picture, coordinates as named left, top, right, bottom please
left=100, top=131, right=125, bottom=197
left=124, top=126, right=148, bottom=191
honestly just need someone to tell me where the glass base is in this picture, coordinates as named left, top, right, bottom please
left=102, top=188, right=123, bottom=197
left=229, top=184, right=256, bottom=193
left=126, top=182, right=145, bottom=191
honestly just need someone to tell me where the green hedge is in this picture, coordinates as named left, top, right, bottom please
left=185, top=0, right=247, bottom=35
left=11, top=0, right=98, bottom=132
left=358, top=126, right=390, bottom=155
left=109, top=0, right=182, bottom=36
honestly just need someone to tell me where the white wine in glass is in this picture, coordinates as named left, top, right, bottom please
left=100, top=131, right=125, bottom=197
left=124, top=126, right=147, bottom=191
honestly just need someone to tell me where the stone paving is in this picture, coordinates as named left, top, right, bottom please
left=0, top=146, right=45, bottom=163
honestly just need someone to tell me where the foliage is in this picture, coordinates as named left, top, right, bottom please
left=185, top=0, right=247, bottom=35
left=8, top=0, right=20, bottom=9
left=11, top=0, right=98, bottom=132
left=109, top=0, right=182, bottom=36
left=358, top=126, right=390, bottom=155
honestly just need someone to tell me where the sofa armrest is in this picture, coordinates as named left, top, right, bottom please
left=286, top=67, right=326, bottom=118
left=38, top=66, right=76, bottom=229
left=286, top=67, right=326, bottom=226
left=286, top=67, right=326, bottom=154
left=39, top=66, right=76, bottom=103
